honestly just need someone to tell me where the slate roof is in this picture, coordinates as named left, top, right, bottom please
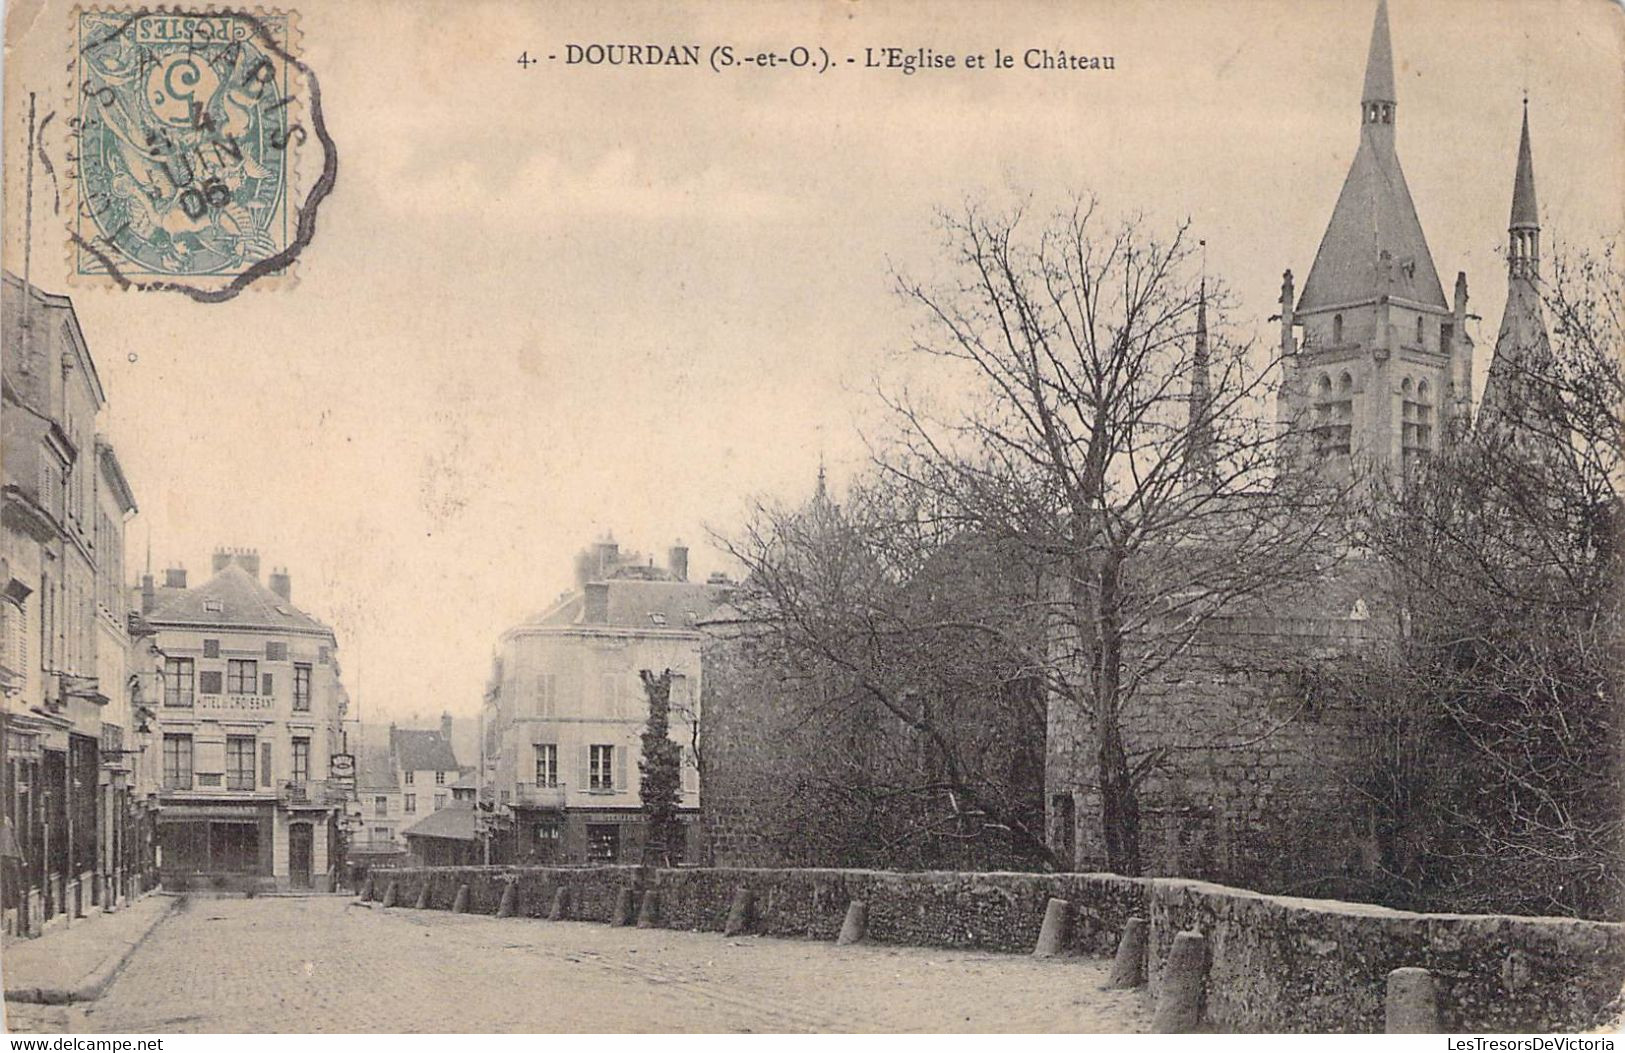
left=527, top=578, right=727, bottom=632
left=400, top=804, right=478, bottom=842
left=1297, top=0, right=1447, bottom=314
left=145, top=563, right=332, bottom=635
left=357, top=744, right=398, bottom=792
left=390, top=727, right=459, bottom=772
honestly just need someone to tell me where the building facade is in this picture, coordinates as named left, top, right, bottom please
left=141, top=550, right=350, bottom=891
left=351, top=716, right=465, bottom=862
left=482, top=538, right=722, bottom=865
left=1, top=273, right=151, bottom=939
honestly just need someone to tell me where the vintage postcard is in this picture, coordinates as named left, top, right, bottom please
left=1, top=0, right=1622, bottom=1040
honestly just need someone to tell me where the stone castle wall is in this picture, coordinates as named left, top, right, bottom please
left=695, top=629, right=788, bottom=868
left=1047, top=560, right=1394, bottom=896
left=368, top=863, right=1625, bottom=1032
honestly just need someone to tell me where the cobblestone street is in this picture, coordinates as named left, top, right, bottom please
left=6, top=896, right=1151, bottom=1033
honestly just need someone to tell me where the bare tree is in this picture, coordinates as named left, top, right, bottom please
left=718, top=474, right=1052, bottom=869
left=878, top=198, right=1350, bottom=875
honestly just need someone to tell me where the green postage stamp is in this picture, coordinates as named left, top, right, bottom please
left=68, top=7, right=334, bottom=298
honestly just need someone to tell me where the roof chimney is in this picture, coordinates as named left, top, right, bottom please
left=238, top=549, right=260, bottom=579
left=212, top=548, right=232, bottom=574
left=141, top=574, right=156, bottom=614
left=269, top=567, right=291, bottom=602
left=668, top=541, right=689, bottom=582
left=440, top=711, right=453, bottom=742
left=584, top=582, right=610, bottom=624
left=164, top=566, right=187, bottom=590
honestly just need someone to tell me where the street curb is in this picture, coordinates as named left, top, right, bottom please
left=4, top=895, right=177, bottom=1006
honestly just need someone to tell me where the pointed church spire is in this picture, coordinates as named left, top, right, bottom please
left=1296, top=0, right=1444, bottom=313
left=1482, top=104, right=1555, bottom=438
left=1185, top=282, right=1216, bottom=486
left=1510, top=102, right=1538, bottom=227
left=1508, top=101, right=1540, bottom=278
left=1362, top=0, right=1396, bottom=107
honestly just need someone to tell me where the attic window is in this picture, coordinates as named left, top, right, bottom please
left=649, top=612, right=667, bottom=626
left=203, top=600, right=223, bottom=613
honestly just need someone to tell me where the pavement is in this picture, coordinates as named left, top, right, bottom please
left=4, top=895, right=1153, bottom=1033
left=1, top=894, right=175, bottom=1006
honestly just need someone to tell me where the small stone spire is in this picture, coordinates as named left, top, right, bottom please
left=1185, top=282, right=1216, bottom=486
left=1362, top=0, right=1397, bottom=121
left=1482, top=104, right=1556, bottom=442
left=1508, top=100, right=1540, bottom=279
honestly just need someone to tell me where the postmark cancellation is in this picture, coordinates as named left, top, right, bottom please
left=66, top=6, right=331, bottom=296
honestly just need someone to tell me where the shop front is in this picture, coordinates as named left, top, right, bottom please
left=157, top=801, right=275, bottom=891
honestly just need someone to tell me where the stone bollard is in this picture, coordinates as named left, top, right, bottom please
left=1033, top=897, right=1071, bottom=958
left=636, top=890, right=660, bottom=928
left=724, top=887, right=754, bottom=937
left=1152, top=930, right=1208, bottom=1033
left=612, top=887, right=636, bottom=926
left=415, top=878, right=434, bottom=910
left=836, top=900, right=868, bottom=945
left=1105, top=917, right=1149, bottom=988
left=496, top=881, right=517, bottom=918
left=1386, top=967, right=1441, bottom=1033
left=549, top=886, right=570, bottom=921
left=453, top=884, right=470, bottom=914
left=381, top=881, right=398, bottom=908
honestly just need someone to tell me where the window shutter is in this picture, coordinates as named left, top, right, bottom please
left=261, top=741, right=272, bottom=786
left=200, top=670, right=222, bottom=694
left=8, top=601, right=24, bottom=674
left=262, top=673, right=274, bottom=696
left=614, top=746, right=626, bottom=792
left=578, top=745, right=590, bottom=789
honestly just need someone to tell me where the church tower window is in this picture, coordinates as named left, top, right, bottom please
left=1402, top=378, right=1433, bottom=465
left=1332, top=314, right=1344, bottom=344
left=1313, top=373, right=1354, bottom=457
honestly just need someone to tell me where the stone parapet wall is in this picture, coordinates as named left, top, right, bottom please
left=367, top=863, right=1625, bottom=1032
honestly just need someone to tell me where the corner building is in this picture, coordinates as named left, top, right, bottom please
left=142, top=550, right=350, bottom=891
left=483, top=538, right=725, bottom=864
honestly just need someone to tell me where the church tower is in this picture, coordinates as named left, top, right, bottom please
left=1278, top=0, right=1474, bottom=478
left=1479, top=104, right=1556, bottom=437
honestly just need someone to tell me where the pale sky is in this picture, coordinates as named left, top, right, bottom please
left=4, top=0, right=1621, bottom=724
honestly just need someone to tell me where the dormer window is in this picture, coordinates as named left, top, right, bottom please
left=649, top=612, right=667, bottom=626
left=203, top=600, right=223, bottom=613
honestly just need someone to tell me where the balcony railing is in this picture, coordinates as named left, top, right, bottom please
left=513, top=782, right=567, bottom=810
left=280, top=779, right=348, bottom=806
